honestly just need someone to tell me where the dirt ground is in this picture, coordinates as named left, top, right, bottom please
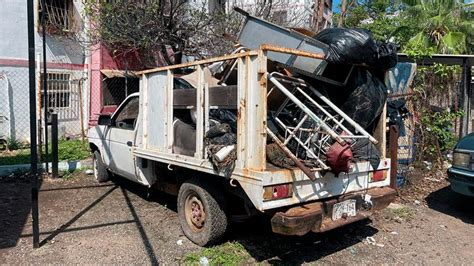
left=0, top=170, right=473, bottom=264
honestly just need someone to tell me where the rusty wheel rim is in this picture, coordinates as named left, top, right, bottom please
left=184, top=192, right=206, bottom=232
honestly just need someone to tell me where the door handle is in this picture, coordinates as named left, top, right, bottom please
left=126, top=141, right=133, bottom=147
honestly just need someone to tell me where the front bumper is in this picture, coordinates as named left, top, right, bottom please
left=447, top=167, right=474, bottom=197
left=271, top=187, right=396, bottom=236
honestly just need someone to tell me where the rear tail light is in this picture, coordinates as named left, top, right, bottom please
left=369, top=170, right=387, bottom=182
left=263, top=184, right=293, bottom=201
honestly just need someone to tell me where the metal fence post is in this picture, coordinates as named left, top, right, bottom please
left=27, top=0, right=40, bottom=249
left=389, top=125, right=399, bottom=189
left=41, top=0, right=49, bottom=174
left=51, top=113, right=58, bottom=178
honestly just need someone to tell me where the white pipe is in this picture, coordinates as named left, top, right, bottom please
left=214, top=145, right=235, bottom=162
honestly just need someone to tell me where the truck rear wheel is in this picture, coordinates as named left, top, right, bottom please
left=178, top=180, right=227, bottom=246
left=93, top=151, right=109, bottom=183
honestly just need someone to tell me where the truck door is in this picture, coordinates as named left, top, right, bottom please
left=107, top=96, right=140, bottom=180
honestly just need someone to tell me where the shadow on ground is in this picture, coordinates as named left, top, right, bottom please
left=227, top=215, right=377, bottom=264
left=111, top=176, right=177, bottom=212
left=115, top=176, right=379, bottom=264
left=425, top=186, right=474, bottom=224
left=0, top=175, right=41, bottom=250
left=1, top=173, right=379, bottom=264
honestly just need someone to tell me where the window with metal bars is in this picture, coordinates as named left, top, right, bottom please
left=38, top=0, right=74, bottom=35
left=40, top=73, right=71, bottom=110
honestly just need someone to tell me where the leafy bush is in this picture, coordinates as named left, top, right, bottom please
left=6, top=137, right=22, bottom=151
left=421, top=110, right=463, bottom=155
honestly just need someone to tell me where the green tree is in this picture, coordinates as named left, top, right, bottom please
left=401, top=0, right=474, bottom=54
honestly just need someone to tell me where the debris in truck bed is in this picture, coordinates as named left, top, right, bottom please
left=352, top=138, right=381, bottom=170
left=205, top=123, right=232, bottom=138
left=169, top=13, right=398, bottom=179
left=180, top=67, right=220, bottom=88
left=205, top=123, right=237, bottom=177
left=326, top=142, right=353, bottom=175
left=209, top=110, right=238, bottom=133
left=266, top=143, right=295, bottom=168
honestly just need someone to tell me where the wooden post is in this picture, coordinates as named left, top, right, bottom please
left=460, top=60, right=472, bottom=137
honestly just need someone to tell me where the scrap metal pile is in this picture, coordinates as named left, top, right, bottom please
left=172, top=9, right=397, bottom=180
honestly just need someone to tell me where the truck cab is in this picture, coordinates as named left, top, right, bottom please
left=89, top=93, right=141, bottom=182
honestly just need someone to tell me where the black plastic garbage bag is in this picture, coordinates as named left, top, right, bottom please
left=340, top=68, right=388, bottom=129
left=209, top=109, right=238, bottom=132
left=375, top=42, right=398, bottom=70
left=351, top=138, right=381, bottom=170
left=314, top=28, right=397, bottom=70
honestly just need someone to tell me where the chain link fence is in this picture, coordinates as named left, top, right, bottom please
left=0, top=67, right=87, bottom=153
left=386, top=63, right=418, bottom=187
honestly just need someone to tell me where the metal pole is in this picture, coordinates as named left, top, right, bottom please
left=389, top=125, right=399, bottom=189
left=125, top=63, right=128, bottom=97
left=78, top=80, right=86, bottom=142
left=27, top=0, right=40, bottom=249
left=36, top=54, right=43, bottom=161
left=51, top=113, right=58, bottom=178
left=41, top=0, right=49, bottom=174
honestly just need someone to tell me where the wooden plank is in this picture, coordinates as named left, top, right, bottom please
left=137, top=51, right=258, bottom=75
left=194, top=66, right=205, bottom=159
left=173, top=85, right=238, bottom=109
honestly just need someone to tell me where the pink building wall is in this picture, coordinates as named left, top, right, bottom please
left=88, top=45, right=142, bottom=126
left=88, top=45, right=170, bottom=126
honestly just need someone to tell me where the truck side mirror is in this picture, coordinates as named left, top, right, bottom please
left=98, top=114, right=112, bottom=126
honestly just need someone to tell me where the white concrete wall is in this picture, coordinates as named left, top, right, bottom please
left=0, top=0, right=85, bottom=64
left=220, top=0, right=314, bottom=28
left=0, top=0, right=88, bottom=142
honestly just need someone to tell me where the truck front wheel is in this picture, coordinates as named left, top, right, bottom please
left=178, top=180, right=228, bottom=246
left=93, top=151, right=109, bottom=183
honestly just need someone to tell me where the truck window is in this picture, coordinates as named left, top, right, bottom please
left=113, top=97, right=139, bottom=130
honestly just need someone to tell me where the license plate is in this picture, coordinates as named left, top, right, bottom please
left=332, top=199, right=357, bottom=221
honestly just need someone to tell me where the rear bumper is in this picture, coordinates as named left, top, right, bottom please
left=447, top=167, right=474, bottom=196
left=271, top=187, right=396, bottom=236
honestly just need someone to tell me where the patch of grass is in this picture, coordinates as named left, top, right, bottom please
left=61, top=169, right=78, bottom=180
left=0, top=139, right=90, bottom=166
left=391, top=206, right=416, bottom=221
left=0, top=150, right=31, bottom=165
left=184, top=242, right=250, bottom=265
left=56, top=139, right=90, bottom=161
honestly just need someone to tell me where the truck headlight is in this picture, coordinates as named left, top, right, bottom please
left=452, top=152, right=470, bottom=168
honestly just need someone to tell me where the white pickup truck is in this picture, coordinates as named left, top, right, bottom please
left=88, top=46, right=396, bottom=246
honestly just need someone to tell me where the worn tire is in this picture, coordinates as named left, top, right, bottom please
left=178, top=179, right=228, bottom=246
left=93, top=151, right=109, bottom=183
